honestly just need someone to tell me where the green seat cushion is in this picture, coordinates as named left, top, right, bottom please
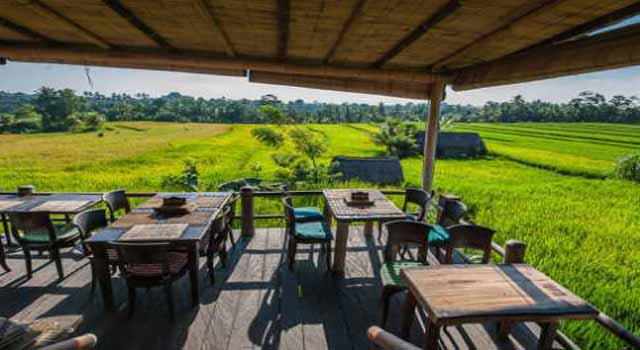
left=294, top=207, right=325, bottom=223
left=294, top=221, right=333, bottom=242
left=380, top=261, right=426, bottom=288
left=428, top=225, right=450, bottom=245
left=21, top=225, right=80, bottom=243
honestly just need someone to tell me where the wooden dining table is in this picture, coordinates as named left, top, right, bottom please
left=400, top=264, right=599, bottom=350
left=323, top=189, right=406, bottom=277
left=0, top=193, right=103, bottom=272
left=85, top=192, right=232, bottom=311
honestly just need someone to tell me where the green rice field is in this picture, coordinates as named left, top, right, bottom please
left=1, top=121, right=639, bottom=349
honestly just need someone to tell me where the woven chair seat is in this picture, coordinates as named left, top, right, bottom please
left=21, top=225, right=81, bottom=243
left=380, top=261, right=427, bottom=288
left=293, top=207, right=325, bottom=222
left=294, top=221, right=333, bottom=242
left=126, top=252, right=188, bottom=277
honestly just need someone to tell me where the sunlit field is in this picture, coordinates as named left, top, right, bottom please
left=0, top=121, right=638, bottom=349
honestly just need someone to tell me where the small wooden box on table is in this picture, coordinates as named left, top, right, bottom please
left=323, top=189, right=405, bottom=276
left=400, top=264, right=598, bottom=350
left=85, top=192, right=231, bottom=310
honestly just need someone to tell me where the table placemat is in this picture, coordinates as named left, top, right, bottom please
left=324, top=189, right=404, bottom=219
left=138, top=195, right=227, bottom=210
left=119, top=223, right=188, bottom=241
left=30, top=200, right=90, bottom=212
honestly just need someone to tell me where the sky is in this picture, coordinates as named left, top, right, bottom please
left=1, top=61, right=640, bottom=106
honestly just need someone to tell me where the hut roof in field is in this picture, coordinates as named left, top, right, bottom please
left=1, top=1, right=640, bottom=98
left=417, top=131, right=487, bottom=158
left=332, top=156, right=404, bottom=185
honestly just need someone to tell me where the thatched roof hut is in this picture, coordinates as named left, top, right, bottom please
left=331, top=156, right=404, bottom=185
left=417, top=131, right=487, bottom=158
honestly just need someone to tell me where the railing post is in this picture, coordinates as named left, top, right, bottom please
left=504, top=240, right=527, bottom=264
left=241, top=186, right=255, bottom=238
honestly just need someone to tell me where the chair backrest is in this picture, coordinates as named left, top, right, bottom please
left=8, top=212, right=56, bottom=243
left=444, top=224, right=496, bottom=264
left=403, top=188, right=431, bottom=222
left=282, top=196, right=296, bottom=236
left=384, top=220, right=433, bottom=263
left=212, top=206, right=231, bottom=238
left=112, top=242, right=171, bottom=278
left=224, top=194, right=240, bottom=223
left=73, top=208, right=109, bottom=239
left=103, top=190, right=131, bottom=222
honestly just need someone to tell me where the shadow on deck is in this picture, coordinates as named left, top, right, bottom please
left=0, top=227, right=566, bottom=350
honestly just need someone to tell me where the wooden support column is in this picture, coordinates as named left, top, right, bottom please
left=240, top=186, right=255, bottom=237
left=422, top=79, right=445, bottom=192
left=499, top=239, right=528, bottom=338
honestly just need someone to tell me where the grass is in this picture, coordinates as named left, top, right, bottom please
left=0, top=121, right=639, bottom=348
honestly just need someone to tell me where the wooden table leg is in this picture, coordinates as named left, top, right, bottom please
left=188, top=242, right=200, bottom=307
left=0, top=236, right=9, bottom=272
left=1, top=213, right=14, bottom=247
left=363, top=221, right=373, bottom=237
left=400, top=291, right=417, bottom=340
left=332, top=221, right=349, bottom=277
left=93, top=245, right=114, bottom=311
left=538, top=322, right=558, bottom=350
left=424, top=318, right=441, bottom=350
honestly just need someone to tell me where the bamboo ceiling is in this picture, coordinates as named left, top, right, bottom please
left=1, top=0, right=640, bottom=98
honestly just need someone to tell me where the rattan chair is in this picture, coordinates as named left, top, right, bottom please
left=102, top=190, right=131, bottom=222
left=280, top=185, right=325, bottom=223
left=200, top=206, right=230, bottom=284
left=378, top=188, right=432, bottom=241
left=8, top=212, right=82, bottom=280
left=223, top=194, right=240, bottom=249
left=112, top=242, right=189, bottom=319
left=443, top=224, right=495, bottom=264
left=72, top=208, right=113, bottom=293
left=379, top=220, right=433, bottom=327
left=282, top=196, right=332, bottom=271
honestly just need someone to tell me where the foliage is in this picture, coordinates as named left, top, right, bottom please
left=161, top=159, right=200, bottom=191
left=33, top=87, right=85, bottom=132
left=372, top=119, right=419, bottom=158
left=251, top=127, right=285, bottom=147
left=614, top=154, right=640, bottom=182
left=68, top=111, right=106, bottom=132
left=257, top=104, right=286, bottom=125
left=0, top=104, right=42, bottom=134
left=250, top=161, right=263, bottom=178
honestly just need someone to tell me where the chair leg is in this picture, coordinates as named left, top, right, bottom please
left=378, top=222, right=383, bottom=242
left=287, top=238, right=296, bottom=271
left=51, top=247, right=64, bottom=280
left=206, top=246, right=215, bottom=284
left=24, top=248, right=33, bottom=278
left=164, top=283, right=175, bottom=321
left=227, top=225, right=236, bottom=249
left=325, top=242, right=331, bottom=270
left=381, top=287, right=398, bottom=327
left=89, top=260, right=97, bottom=294
left=219, top=242, right=228, bottom=268
left=127, top=286, right=136, bottom=318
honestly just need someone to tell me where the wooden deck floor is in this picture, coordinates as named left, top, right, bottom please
left=1, top=227, right=568, bottom=350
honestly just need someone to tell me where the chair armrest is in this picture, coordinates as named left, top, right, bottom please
left=36, top=334, right=97, bottom=350
left=367, top=326, right=421, bottom=350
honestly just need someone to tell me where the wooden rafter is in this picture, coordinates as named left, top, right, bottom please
left=0, top=16, right=50, bottom=42
left=0, top=43, right=441, bottom=83
left=102, top=0, right=172, bottom=49
left=277, top=0, right=290, bottom=59
left=23, top=0, right=111, bottom=49
left=452, top=23, right=640, bottom=90
left=323, top=0, right=368, bottom=64
left=193, top=0, right=235, bottom=57
left=372, top=0, right=460, bottom=68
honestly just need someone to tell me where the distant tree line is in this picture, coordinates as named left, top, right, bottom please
left=1, top=88, right=640, bottom=134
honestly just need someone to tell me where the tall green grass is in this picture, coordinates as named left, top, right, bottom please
left=0, top=122, right=638, bottom=348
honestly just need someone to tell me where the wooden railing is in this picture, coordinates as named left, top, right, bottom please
left=2, top=188, right=639, bottom=349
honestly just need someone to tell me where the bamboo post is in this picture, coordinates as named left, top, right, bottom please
left=422, top=79, right=445, bottom=192
left=240, top=186, right=255, bottom=237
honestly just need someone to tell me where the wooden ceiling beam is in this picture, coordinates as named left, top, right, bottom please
left=323, top=0, right=368, bottom=64
left=102, top=0, right=172, bottom=49
left=372, top=0, right=460, bottom=68
left=0, top=16, right=50, bottom=42
left=0, top=43, right=442, bottom=83
left=277, top=0, right=290, bottom=60
left=23, top=0, right=111, bottom=49
left=451, top=23, right=640, bottom=91
left=193, top=0, right=236, bottom=57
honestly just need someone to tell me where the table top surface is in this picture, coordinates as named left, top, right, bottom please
left=323, top=189, right=405, bottom=221
left=401, top=264, right=598, bottom=325
left=87, top=192, right=232, bottom=244
left=0, top=193, right=103, bottom=214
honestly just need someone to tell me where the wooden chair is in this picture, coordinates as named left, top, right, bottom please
left=200, top=206, right=230, bottom=284
left=102, top=190, right=131, bottom=222
left=378, top=188, right=432, bottom=241
left=282, top=196, right=332, bottom=271
left=112, top=242, right=189, bottom=319
left=280, top=185, right=325, bottom=223
left=72, top=208, right=113, bottom=293
left=380, top=220, right=433, bottom=327
left=223, top=194, right=240, bottom=249
left=443, top=223, right=496, bottom=264
left=8, top=212, right=82, bottom=280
